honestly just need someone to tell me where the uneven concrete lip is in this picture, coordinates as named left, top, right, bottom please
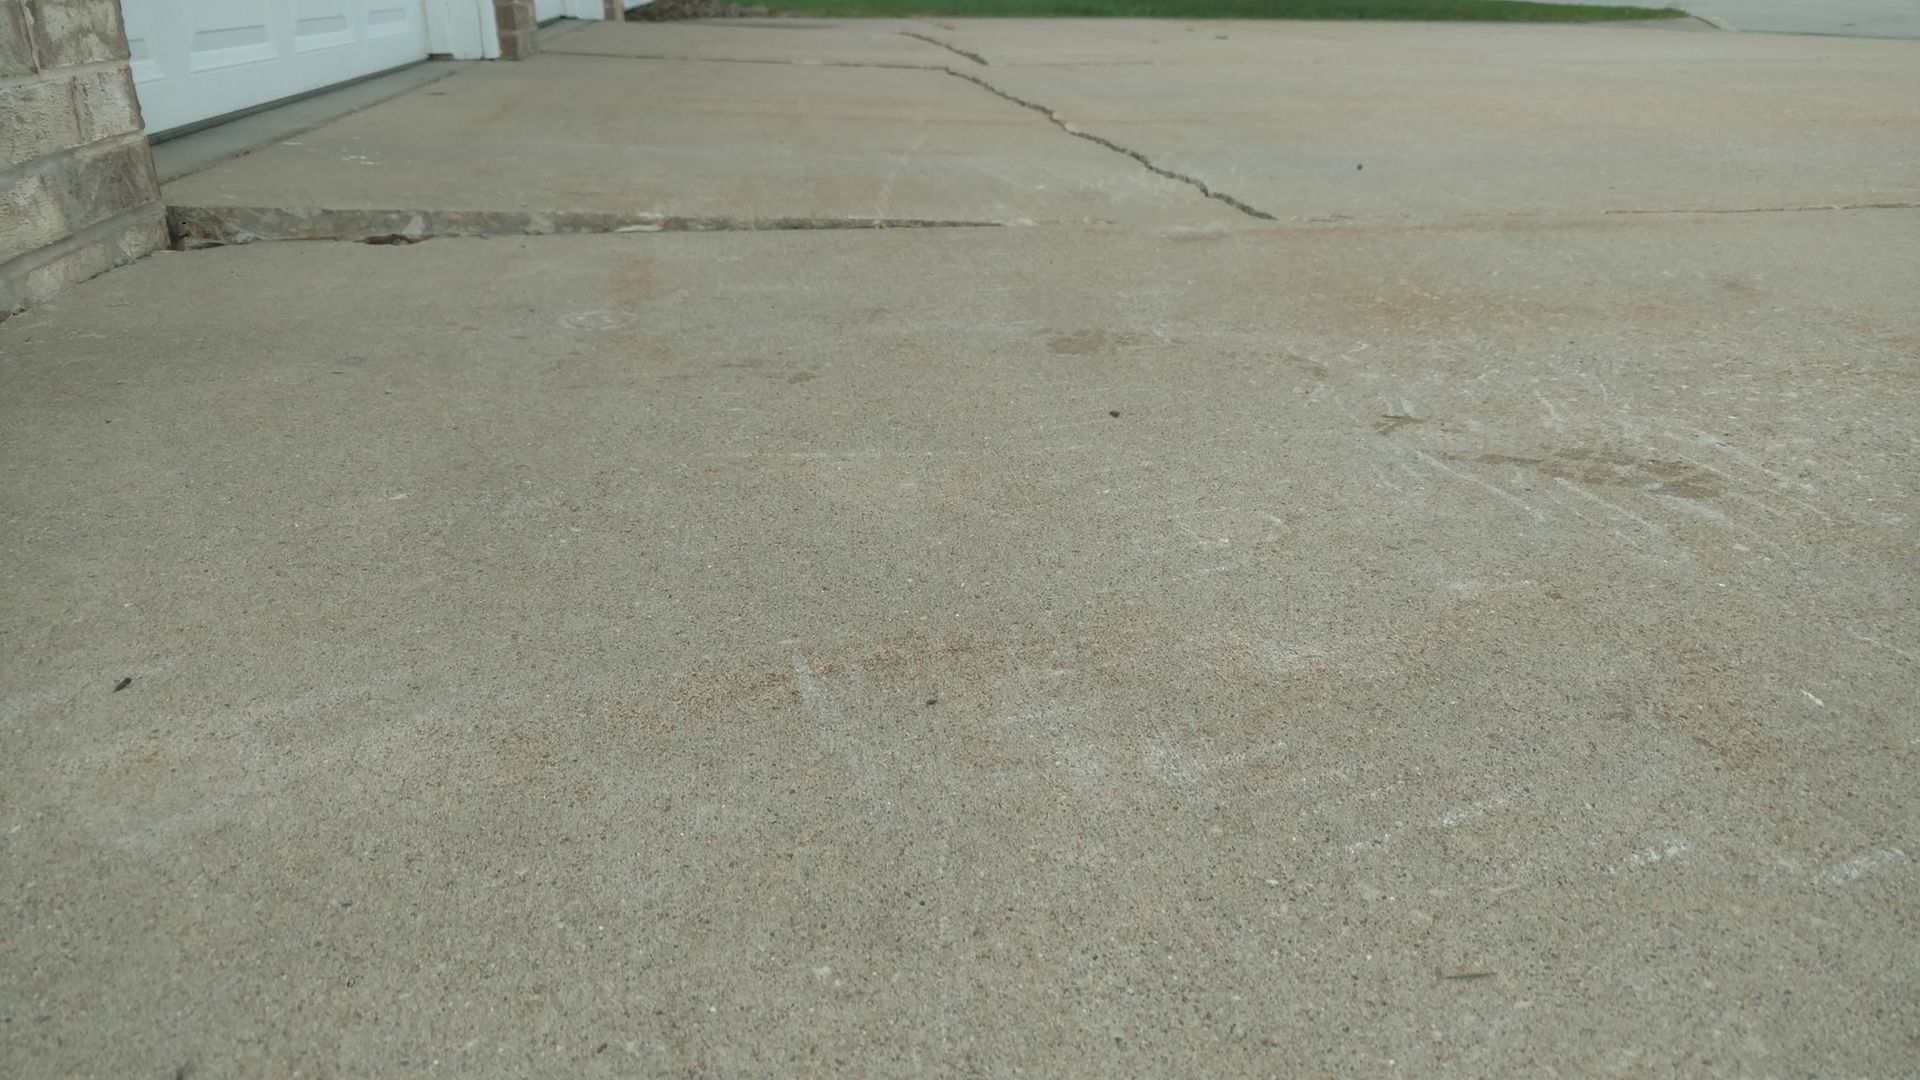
left=165, top=199, right=1920, bottom=250
left=164, top=205, right=1007, bottom=247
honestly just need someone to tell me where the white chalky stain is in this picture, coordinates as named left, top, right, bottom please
left=1822, top=849, right=1906, bottom=884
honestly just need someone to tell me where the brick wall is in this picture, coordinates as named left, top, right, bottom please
left=1, top=0, right=166, bottom=316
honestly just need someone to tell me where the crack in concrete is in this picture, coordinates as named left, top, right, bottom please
left=940, top=69, right=1277, bottom=222
left=898, top=31, right=989, bottom=67
left=166, top=206, right=1001, bottom=247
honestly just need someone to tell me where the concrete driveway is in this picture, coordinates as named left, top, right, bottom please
left=4, top=18, right=1917, bottom=1078
left=1688, top=0, right=1919, bottom=37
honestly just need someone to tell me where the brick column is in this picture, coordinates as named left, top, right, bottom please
left=494, top=0, right=537, bottom=59
left=0, top=0, right=167, bottom=315
left=603, top=0, right=625, bottom=19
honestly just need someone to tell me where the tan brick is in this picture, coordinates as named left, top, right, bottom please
left=494, top=0, right=537, bottom=57
left=52, top=135, right=156, bottom=234
left=0, top=169, right=71, bottom=262
left=27, top=0, right=129, bottom=68
left=498, top=29, right=536, bottom=60
left=70, top=65, right=143, bottom=141
left=1, top=1, right=38, bottom=78
left=0, top=77, right=83, bottom=164
left=1, top=202, right=164, bottom=316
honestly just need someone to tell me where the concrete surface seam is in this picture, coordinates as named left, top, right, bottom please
left=940, top=69, right=1278, bottom=222
left=165, top=206, right=1003, bottom=247
left=548, top=51, right=939, bottom=71
left=898, top=30, right=990, bottom=66
left=1602, top=201, right=1920, bottom=216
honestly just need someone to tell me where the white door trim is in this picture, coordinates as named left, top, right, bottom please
left=424, top=0, right=640, bottom=61
left=425, top=0, right=502, bottom=58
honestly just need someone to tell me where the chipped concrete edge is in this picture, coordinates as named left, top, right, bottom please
left=164, top=205, right=1005, bottom=246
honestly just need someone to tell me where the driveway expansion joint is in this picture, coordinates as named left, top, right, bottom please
left=164, top=205, right=1004, bottom=247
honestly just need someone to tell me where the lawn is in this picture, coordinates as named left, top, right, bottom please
left=767, top=0, right=1685, bottom=20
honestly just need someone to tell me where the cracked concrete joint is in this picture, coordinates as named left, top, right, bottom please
left=165, top=205, right=1002, bottom=246
left=939, top=69, right=1278, bottom=222
left=898, top=30, right=988, bottom=67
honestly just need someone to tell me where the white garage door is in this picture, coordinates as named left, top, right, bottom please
left=122, top=0, right=431, bottom=136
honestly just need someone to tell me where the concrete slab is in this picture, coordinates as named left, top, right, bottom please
left=1533, top=0, right=1920, bottom=38
left=909, top=16, right=1731, bottom=65
left=545, top=18, right=959, bottom=66
left=932, top=21, right=1920, bottom=220
left=1681, top=0, right=1920, bottom=37
left=3, top=210, right=1917, bottom=1076
left=151, top=62, right=470, bottom=184
left=161, top=52, right=1238, bottom=231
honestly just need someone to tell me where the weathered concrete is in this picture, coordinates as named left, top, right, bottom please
left=152, top=62, right=469, bottom=184
left=159, top=51, right=1240, bottom=233
left=1682, top=0, right=1920, bottom=37
left=1536, top=0, right=1920, bottom=38
left=912, top=20, right=1920, bottom=221
left=3, top=210, right=1917, bottom=1077
left=162, top=18, right=1920, bottom=240
left=7, top=16, right=1920, bottom=1078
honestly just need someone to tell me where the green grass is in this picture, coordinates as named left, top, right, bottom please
left=770, top=0, right=1685, bottom=20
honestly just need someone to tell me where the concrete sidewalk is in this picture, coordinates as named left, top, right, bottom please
left=5, top=17, right=1919, bottom=1079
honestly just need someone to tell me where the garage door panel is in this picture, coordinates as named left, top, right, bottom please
left=190, top=1, right=280, bottom=72
left=368, top=2, right=416, bottom=35
left=294, top=0, right=355, bottom=51
left=124, top=0, right=429, bottom=135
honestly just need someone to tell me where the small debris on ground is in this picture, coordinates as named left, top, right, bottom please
left=113, top=676, right=132, bottom=692
left=362, top=234, right=424, bottom=246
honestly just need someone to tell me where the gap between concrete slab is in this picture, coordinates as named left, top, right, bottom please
left=165, top=205, right=1003, bottom=247
left=1602, top=201, right=1920, bottom=216
left=166, top=193, right=1918, bottom=250
left=547, top=51, right=941, bottom=70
